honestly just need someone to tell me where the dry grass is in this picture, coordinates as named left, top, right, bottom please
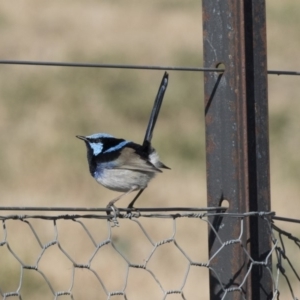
left=0, top=0, right=299, bottom=298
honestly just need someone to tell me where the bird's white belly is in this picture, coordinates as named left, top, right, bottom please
left=95, top=169, right=156, bottom=192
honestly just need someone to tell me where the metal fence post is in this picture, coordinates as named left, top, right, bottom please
left=202, top=0, right=272, bottom=299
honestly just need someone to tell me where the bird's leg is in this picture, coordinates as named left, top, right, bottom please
left=106, top=186, right=138, bottom=227
left=107, top=186, right=138, bottom=208
left=127, top=189, right=145, bottom=208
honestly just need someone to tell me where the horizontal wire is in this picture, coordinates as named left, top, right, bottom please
left=0, top=60, right=299, bottom=75
left=272, top=215, right=300, bottom=224
left=0, top=206, right=295, bottom=222
left=0, top=60, right=220, bottom=72
left=268, top=70, right=300, bottom=76
left=0, top=206, right=227, bottom=212
left=0, top=211, right=275, bottom=221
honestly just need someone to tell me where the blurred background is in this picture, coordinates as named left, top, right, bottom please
left=0, top=0, right=299, bottom=299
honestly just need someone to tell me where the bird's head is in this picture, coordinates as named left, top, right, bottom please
left=76, top=133, right=114, bottom=156
left=76, top=133, right=131, bottom=158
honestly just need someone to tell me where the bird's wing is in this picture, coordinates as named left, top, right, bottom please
left=114, top=147, right=162, bottom=173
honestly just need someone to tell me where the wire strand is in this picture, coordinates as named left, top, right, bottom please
left=0, top=206, right=226, bottom=212
left=0, top=60, right=220, bottom=72
left=272, top=215, right=300, bottom=224
left=1, top=60, right=299, bottom=75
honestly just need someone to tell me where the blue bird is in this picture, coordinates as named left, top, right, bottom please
left=76, top=133, right=170, bottom=207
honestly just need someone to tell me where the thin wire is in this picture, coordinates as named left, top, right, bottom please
left=0, top=60, right=220, bottom=72
left=0, top=206, right=227, bottom=212
left=0, top=60, right=299, bottom=75
left=272, top=215, right=300, bottom=224
left=268, top=70, right=300, bottom=76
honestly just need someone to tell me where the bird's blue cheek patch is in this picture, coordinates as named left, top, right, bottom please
left=90, top=142, right=103, bottom=156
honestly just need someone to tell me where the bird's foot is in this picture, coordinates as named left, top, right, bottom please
left=106, top=202, right=120, bottom=227
left=126, top=209, right=141, bottom=221
left=106, top=187, right=138, bottom=227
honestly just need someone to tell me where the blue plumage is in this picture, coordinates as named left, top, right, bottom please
left=103, top=140, right=130, bottom=154
left=76, top=133, right=169, bottom=206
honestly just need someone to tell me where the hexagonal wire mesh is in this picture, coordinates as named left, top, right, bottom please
left=0, top=210, right=299, bottom=299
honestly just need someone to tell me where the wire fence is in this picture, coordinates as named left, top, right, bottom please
left=1, top=1, right=300, bottom=300
left=0, top=209, right=299, bottom=299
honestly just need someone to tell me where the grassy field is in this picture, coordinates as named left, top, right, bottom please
left=0, top=0, right=299, bottom=299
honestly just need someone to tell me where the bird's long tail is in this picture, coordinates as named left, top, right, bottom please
left=128, top=72, right=169, bottom=208
left=143, top=72, right=169, bottom=147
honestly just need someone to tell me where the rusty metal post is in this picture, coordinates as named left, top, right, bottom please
left=202, top=0, right=272, bottom=299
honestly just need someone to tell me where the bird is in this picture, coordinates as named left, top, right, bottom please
left=76, top=133, right=170, bottom=207
left=77, top=72, right=169, bottom=209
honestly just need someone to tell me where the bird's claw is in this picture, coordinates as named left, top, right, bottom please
left=126, top=208, right=141, bottom=220
left=107, top=202, right=120, bottom=227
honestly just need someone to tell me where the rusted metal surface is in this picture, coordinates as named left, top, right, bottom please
left=202, top=0, right=272, bottom=299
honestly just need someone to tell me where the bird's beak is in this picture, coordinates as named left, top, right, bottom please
left=76, top=135, right=88, bottom=141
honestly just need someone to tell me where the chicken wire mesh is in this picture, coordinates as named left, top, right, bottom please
left=0, top=209, right=298, bottom=300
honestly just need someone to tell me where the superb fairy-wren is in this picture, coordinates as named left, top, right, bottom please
left=77, top=72, right=169, bottom=208
left=76, top=133, right=169, bottom=206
